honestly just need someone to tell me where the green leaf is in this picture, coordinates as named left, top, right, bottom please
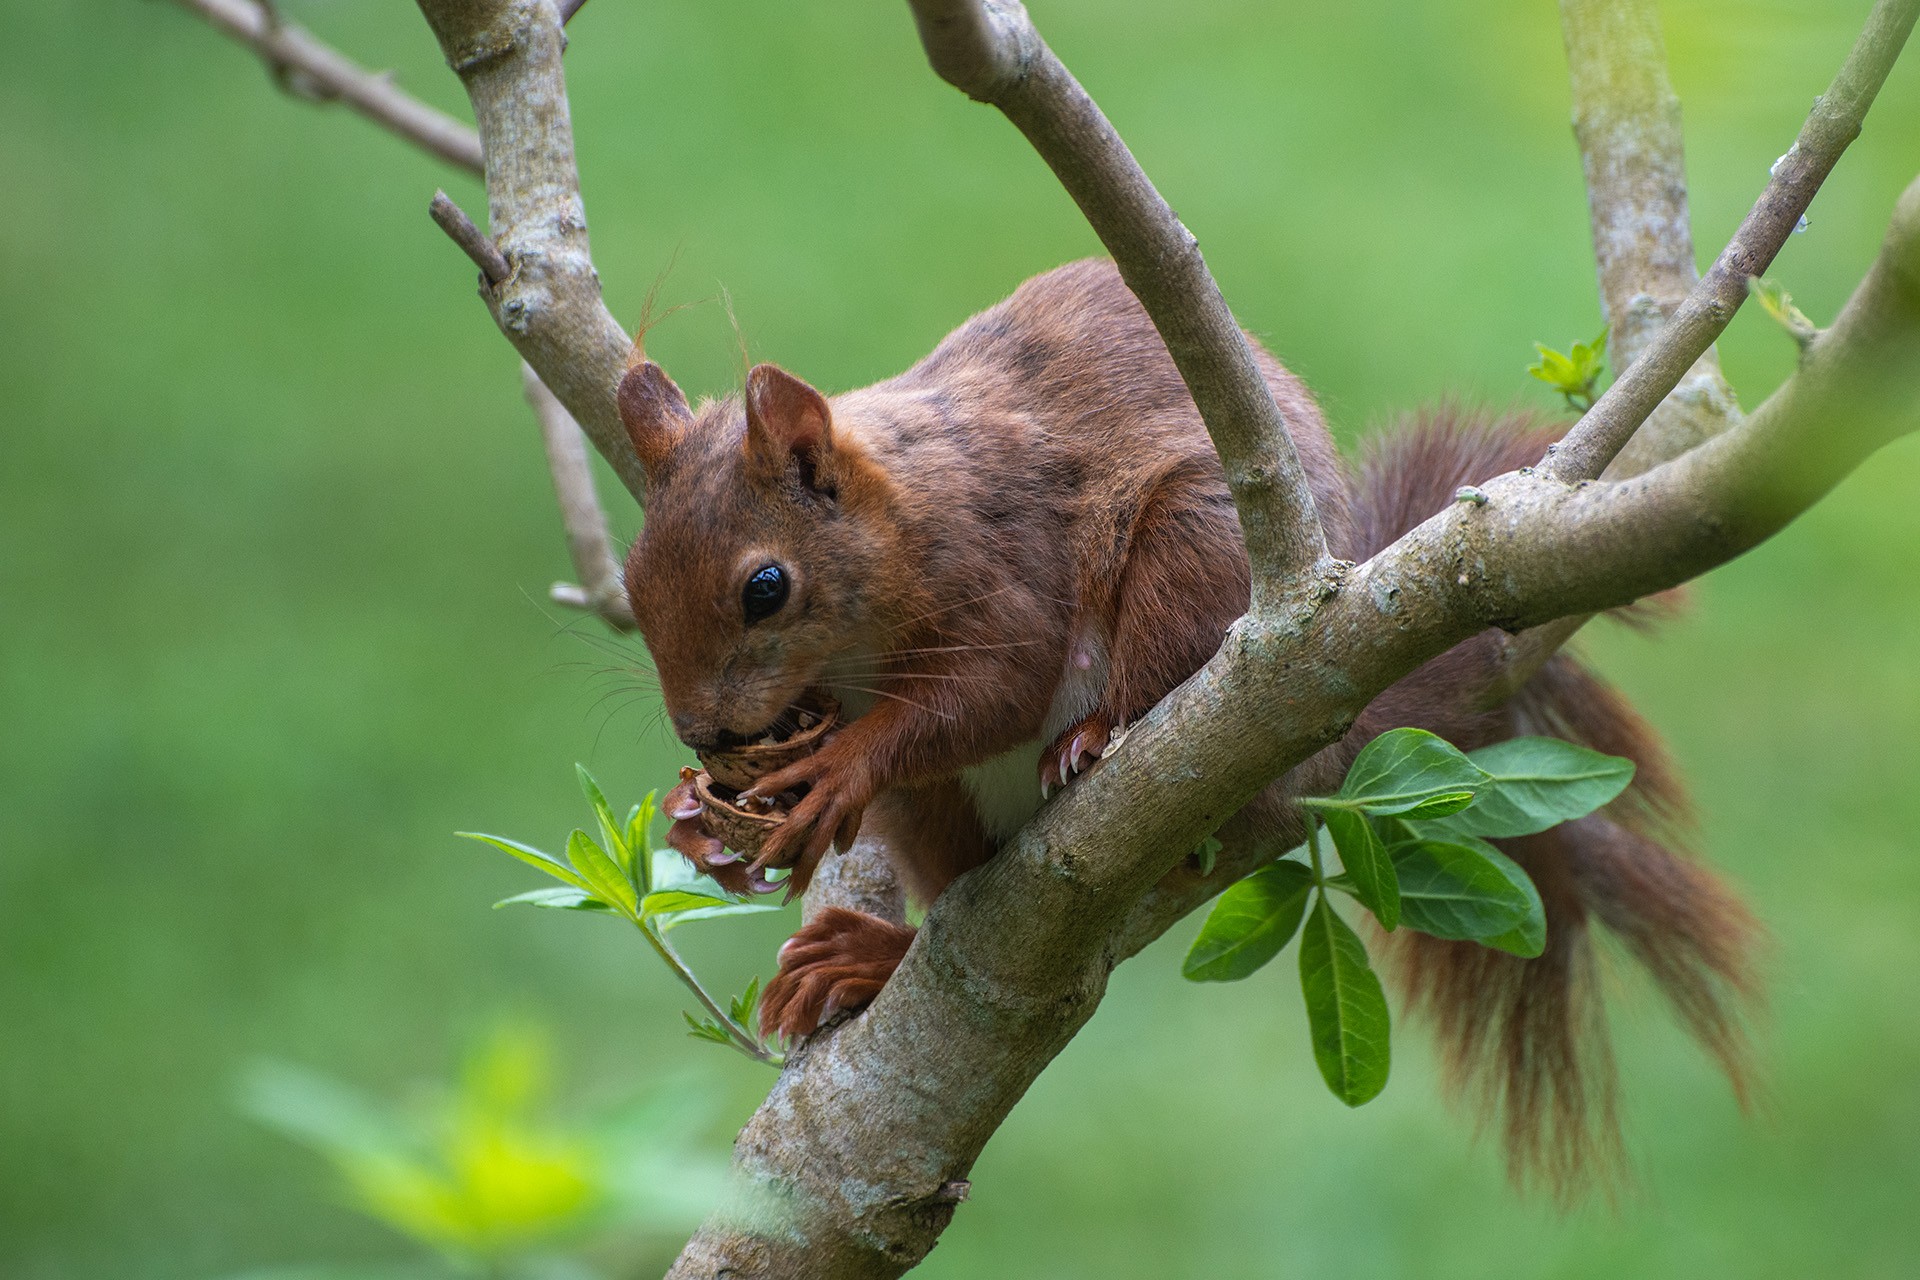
left=566, top=829, right=639, bottom=918
left=641, top=889, right=736, bottom=916
left=1395, top=790, right=1478, bottom=820
left=493, top=887, right=613, bottom=912
left=1192, top=835, right=1223, bottom=876
left=681, top=1011, right=732, bottom=1046
left=1323, top=727, right=1489, bottom=816
left=1528, top=327, right=1607, bottom=406
left=658, top=901, right=784, bottom=930
left=1528, top=344, right=1579, bottom=390
left=237, top=1060, right=403, bottom=1162
left=576, top=764, right=633, bottom=882
left=730, top=977, right=761, bottom=1028
left=1749, top=276, right=1818, bottom=345
left=650, top=846, right=703, bottom=893
left=1181, top=860, right=1315, bottom=982
left=1389, top=839, right=1532, bottom=940
left=457, top=832, right=595, bottom=895
left=1322, top=809, right=1399, bottom=930
left=1390, top=828, right=1547, bottom=957
left=627, top=791, right=658, bottom=894
left=1298, top=893, right=1391, bottom=1106
left=1428, top=736, right=1634, bottom=838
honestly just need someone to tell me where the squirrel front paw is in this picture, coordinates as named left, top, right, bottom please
left=744, top=752, right=872, bottom=902
left=760, top=907, right=916, bottom=1039
left=1039, top=712, right=1120, bottom=799
left=661, top=774, right=780, bottom=897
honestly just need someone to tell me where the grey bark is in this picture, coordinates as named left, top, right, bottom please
left=908, top=0, right=1331, bottom=587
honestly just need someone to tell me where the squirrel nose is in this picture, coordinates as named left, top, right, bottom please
left=673, top=714, right=735, bottom=754
left=671, top=714, right=712, bottom=751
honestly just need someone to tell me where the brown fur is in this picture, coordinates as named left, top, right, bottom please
left=758, top=907, right=918, bottom=1038
left=620, top=263, right=1759, bottom=1197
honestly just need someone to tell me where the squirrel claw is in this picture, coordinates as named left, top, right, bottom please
left=1038, top=713, right=1116, bottom=798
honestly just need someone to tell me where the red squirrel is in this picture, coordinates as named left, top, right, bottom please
left=617, top=259, right=1757, bottom=1191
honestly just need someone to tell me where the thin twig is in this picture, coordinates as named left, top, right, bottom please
left=170, top=0, right=483, bottom=175
left=640, top=920, right=781, bottom=1066
left=521, top=362, right=636, bottom=630
left=904, top=0, right=1330, bottom=589
left=558, top=0, right=591, bottom=25
left=1543, top=0, right=1919, bottom=483
left=429, top=190, right=509, bottom=285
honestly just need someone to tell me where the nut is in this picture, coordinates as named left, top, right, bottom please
left=697, top=696, right=839, bottom=791
left=691, top=770, right=789, bottom=860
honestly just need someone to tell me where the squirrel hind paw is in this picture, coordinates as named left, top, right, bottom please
left=760, top=907, right=917, bottom=1039
left=1038, top=713, right=1118, bottom=798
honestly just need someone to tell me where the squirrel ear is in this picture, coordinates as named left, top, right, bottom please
left=616, top=360, right=692, bottom=476
left=744, top=363, right=835, bottom=494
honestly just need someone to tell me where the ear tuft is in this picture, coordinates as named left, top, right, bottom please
left=617, top=361, right=692, bottom=475
left=745, top=363, right=835, bottom=495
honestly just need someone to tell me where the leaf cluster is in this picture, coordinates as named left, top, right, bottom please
left=1527, top=326, right=1609, bottom=411
left=462, top=768, right=785, bottom=1065
left=1182, top=729, right=1634, bottom=1105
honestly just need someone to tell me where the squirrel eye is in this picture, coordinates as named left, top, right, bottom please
left=742, top=563, right=790, bottom=623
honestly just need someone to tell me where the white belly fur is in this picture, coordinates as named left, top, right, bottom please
left=960, top=623, right=1110, bottom=841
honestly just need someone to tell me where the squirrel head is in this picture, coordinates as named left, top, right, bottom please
left=617, top=359, right=891, bottom=751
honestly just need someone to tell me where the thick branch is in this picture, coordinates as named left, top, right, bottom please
left=906, top=0, right=1329, bottom=586
left=414, top=0, right=646, bottom=507
left=1544, top=0, right=1918, bottom=482
left=171, top=0, right=484, bottom=174
left=521, top=363, right=635, bottom=629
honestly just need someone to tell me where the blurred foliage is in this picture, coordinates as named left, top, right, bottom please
left=1, top=0, right=1917, bottom=1277
left=233, top=1022, right=724, bottom=1277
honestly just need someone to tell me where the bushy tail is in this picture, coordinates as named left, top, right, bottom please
left=1351, top=408, right=1762, bottom=1202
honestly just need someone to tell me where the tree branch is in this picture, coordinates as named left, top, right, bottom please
left=1559, top=0, right=1745, bottom=477
left=521, top=362, right=635, bottom=629
left=170, top=0, right=485, bottom=175
left=429, top=189, right=509, bottom=283
left=1543, top=0, right=1919, bottom=483
left=905, top=0, right=1330, bottom=587
left=414, top=0, right=646, bottom=507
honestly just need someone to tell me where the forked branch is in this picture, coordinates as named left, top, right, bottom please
left=1544, top=0, right=1919, bottom=482
left=173, top=0, right=639, bottom=630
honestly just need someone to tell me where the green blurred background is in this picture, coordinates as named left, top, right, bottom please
left=3, top=0, right=1918, bottom=1275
